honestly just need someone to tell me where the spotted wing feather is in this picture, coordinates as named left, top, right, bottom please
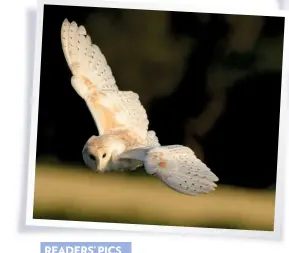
left=61, top=19, right=118, bottom=91
left=118, top=144, right=218, bottom=195
left=145, top=145, right=218, bottom=195
left=98, top=90, right=149, bottom=139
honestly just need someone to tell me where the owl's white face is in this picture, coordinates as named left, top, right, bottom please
left=82, top=138, right=113, bottom=172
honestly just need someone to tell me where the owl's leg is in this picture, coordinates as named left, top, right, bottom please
left=116, top=158, right=144, bottom=172
left=129, top=160, right=144, bottom=171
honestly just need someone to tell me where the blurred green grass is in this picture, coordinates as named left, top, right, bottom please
left=33, top=163, right=276, bottom=231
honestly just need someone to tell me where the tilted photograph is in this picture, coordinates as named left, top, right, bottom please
left=27, top=3, right=285, bottom=234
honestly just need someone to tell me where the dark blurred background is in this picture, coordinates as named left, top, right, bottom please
left=34, top=5, right=284, bottom=230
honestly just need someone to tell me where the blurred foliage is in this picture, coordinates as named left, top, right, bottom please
left=34, top=164, right=275, bottom=231
left=85, top=9, right=193, bottom=106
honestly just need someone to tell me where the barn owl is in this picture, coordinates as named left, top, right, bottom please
left=61, top=18, right=219, bottom=196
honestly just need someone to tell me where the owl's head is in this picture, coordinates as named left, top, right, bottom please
left=82, top=135, right=125, bottom=172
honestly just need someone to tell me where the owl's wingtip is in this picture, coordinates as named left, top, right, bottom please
left=62, top=18, right=69, bottom=25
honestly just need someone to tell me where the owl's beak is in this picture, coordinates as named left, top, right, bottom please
left=96, top=157, right=106, bottom=173
left=94, top=157, right=100, bottom=171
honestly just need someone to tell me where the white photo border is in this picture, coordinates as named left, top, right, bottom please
left=25, top=0, right=289, bottom=240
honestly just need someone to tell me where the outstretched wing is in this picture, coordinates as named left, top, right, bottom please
left=119, top=145, right=218, bottom=196
left=61, top=19, right=149, bottom=139
left=61, top=19, right=118, bottom=90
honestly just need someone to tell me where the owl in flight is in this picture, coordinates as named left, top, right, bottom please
left=61, top=19, right=219, bottom=196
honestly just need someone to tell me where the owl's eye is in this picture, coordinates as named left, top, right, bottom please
left=89, top=154, right=96, bottom=161
left=102, top=153, right=107, bottom=158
